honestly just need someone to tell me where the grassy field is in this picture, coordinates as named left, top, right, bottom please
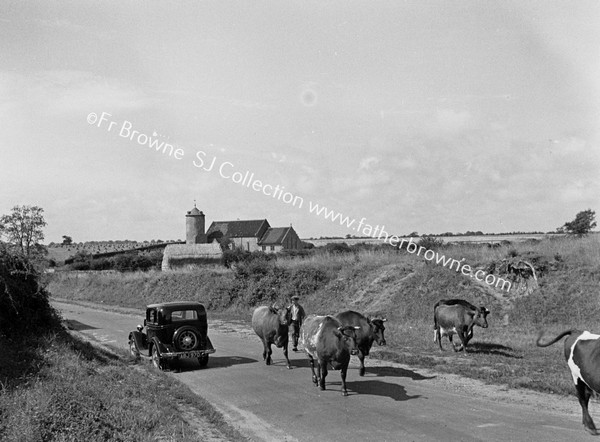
left=47, top=234, right=600, bottom=398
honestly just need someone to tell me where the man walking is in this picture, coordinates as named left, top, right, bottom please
left=289, top=295, right=306, bottom=351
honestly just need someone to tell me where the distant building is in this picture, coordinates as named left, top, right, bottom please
left=206, top=219, right=302, bottom=253
left=206, top=219, right=270, bottom=252
left=186, top=206, right=206, bottom=244
left=161, top=204, right=304, bottom=270
left=258, top=226, right=302, bottom=253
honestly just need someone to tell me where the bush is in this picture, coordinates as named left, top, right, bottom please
left=417, top=235, right=445, bottom=251
left=89, top=258, right=112, bottom=271
left=221, top=249, right=276, bottom=268
left=0, top=248, right=61, bottom=338
left=322, top=242, right=352, bottom=254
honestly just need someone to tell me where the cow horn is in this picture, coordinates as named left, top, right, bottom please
left=353, top=326, right=361, bottom=330
left=382, top=318, right=387, bottom=322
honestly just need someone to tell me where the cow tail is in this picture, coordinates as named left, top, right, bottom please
left=433, top=301, right=441, bottom=330
left=536, top=329, right=575, bottom=347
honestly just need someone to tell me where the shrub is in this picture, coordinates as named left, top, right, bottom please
left=417, top=236, right=445, bottom=251
left=322, top=242, right=352, bottom=254
left=221, top=249, right=251, bottom=268
left=89, top=258, right=112, bottom=271
left=0, top=248, right=61, bottom=338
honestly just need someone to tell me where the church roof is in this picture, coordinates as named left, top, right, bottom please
left=187, top=207, right=203, bottom=216
left=258, top=227, right=293, bottom=245
left=206, top=219, right=270, bottom=238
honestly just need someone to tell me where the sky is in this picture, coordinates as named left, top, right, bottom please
left=1, top=1, right=599, bottom=243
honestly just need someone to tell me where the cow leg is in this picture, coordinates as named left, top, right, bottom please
left=456, top=328, right=469, bottom=352
left=283, top=343, right=292, bottom=369
left=261, top=341, right=267, bottom=362
left=358, top=351, right=366, bottom=377
left=340, top=365, right=349, bottom=396
left=308, top=355, right=318, bottom=385
left=265, top=342, right=272, bottom=365
left=576, top=380, right=598, bottom=435
left=436, top=328, right=445, bottom=351
left=448, top=334, right=460, bottom=352
left=320, top=362, right=328, bottom=391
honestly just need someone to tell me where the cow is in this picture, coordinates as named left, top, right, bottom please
left=335, top=310, right=387, bottom=376
left=537, top=329, right=600, bottom=435
left=252, top=304, right=292, bottom=369
left=300, top=315, right=361, bottom=396
left=433, top=299, right=489, bottom=352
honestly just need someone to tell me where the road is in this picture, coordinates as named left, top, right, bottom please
left=54, top=300, right=590, bottom=442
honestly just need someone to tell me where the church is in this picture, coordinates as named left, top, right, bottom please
left=161, top=204, right=303, bottom=270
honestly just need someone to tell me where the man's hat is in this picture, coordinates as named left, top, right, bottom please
left=291, top=295, right=300, bottom=300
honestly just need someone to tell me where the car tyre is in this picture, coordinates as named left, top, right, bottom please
left=173, top=326, right=201, bottom=352
left=198, top=354, right=209, bottom=368
left=151, top=345, right=164, bottom=370
left=129, top=339, right=140, bottom=360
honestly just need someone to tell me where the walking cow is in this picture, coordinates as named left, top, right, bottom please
left=433, top=299, right=489, bottom=352
left=335, top=310, right=387, bottom=376
left=537, top=329, right=600, bottom=435
left=300, top=315, right=361, bottom=396
left=252, top=305, right=292, bottom=369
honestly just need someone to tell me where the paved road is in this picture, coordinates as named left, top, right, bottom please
left=54, top=300, right=589, bottom=442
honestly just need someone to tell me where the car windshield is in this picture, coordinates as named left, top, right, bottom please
left=170, top=310, right=198, bottom=321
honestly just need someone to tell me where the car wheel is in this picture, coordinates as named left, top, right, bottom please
left=198, top=354, right=209, bottom=368
left=173, top=326, right=200, bottom=351
left=151, top=345, right=164, bottom=370
left=129, top=339, right=140, bottom=360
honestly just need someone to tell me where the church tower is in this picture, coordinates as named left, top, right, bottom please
left=185, top=203, right=206, bottom=244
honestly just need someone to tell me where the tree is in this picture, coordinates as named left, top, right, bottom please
left=0, top=205, right=47, bottom=257
left=62, top=235, right=73, bottom=245
left=559, top=209, right=597, bottom=236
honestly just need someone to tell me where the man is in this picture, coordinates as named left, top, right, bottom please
left=289, top=295, right=306, bottom=351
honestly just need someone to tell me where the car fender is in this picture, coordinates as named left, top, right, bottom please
left=151, top=337, right=170, bottom=356
left=205, top=336, right=215, bottom=351
left=129, top=331, right=149, bottom=355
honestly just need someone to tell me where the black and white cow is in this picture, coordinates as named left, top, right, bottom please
left=537, top=329, right=600, bottom=435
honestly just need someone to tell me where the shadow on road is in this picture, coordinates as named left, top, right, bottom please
left=364, top=366, right=436, bottom=381
left=466, top=342, right=522, bottom=358
left=345, top=380, right=422, bottom=401
left=63, top=319, right=98, bottom=331
left=176, top=355, right=258, bottom=372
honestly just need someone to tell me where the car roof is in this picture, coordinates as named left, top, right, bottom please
left=146, top=301, right=205, bottom=310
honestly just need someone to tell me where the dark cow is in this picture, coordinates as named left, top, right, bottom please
left=252, top=305, right=292, bottom=369
left=537, top=329, right=600, bottom=435
left=335, top=310, right=387, bottom=376
left=300, top=315, right=360, bottom=396
left=433, top=299, right=489, bottom=352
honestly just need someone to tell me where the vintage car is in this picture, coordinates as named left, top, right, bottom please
left=128, top=301, right=216, bottom=370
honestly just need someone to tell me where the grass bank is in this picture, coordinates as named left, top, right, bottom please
left=0, top=248, right=245, bottom=442
left=47, top=235, right=600, bottom=397
left=0, top=330, right=245, bottom=441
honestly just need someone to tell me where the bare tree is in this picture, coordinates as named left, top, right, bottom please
left=0, top=205, right=47, bottom=257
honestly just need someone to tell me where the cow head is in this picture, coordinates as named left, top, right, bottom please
left=474, top=306, right=490, bottom=328
left=270, top=304, right=291, bottom=348
left=335, top=325, right=361, bottom=355
left=268, top=304, right=291, bottom=326
left=368, top=317, right=387, bottom=346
